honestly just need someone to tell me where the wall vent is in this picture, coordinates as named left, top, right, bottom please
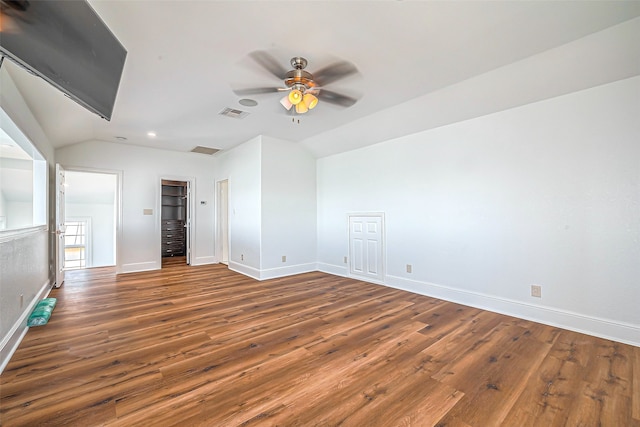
left=191, top=146, right=220, bottom=155
left=219, top=107, right=249, bottom=119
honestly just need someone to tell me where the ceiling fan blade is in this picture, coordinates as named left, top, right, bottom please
left=317, top=90, right=358, bottom=108
left=248, top=50, right=288, bottom=80
left=233, top=87, right=287, bottom=96
left=313, top=61, right=359, bottom=86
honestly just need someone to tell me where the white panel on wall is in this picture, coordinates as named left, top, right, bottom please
left=349, top=215, right=384, bottom=283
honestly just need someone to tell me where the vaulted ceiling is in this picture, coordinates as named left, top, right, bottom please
left=5, top=1, right=640, bottom=158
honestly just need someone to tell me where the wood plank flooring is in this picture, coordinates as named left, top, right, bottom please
left=1, top=259, right=638, bottom=426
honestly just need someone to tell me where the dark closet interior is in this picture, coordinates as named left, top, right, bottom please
left=161, top=180, right=187, bottom=257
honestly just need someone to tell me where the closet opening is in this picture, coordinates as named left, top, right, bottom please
left=161, top=179, right=191, bottom=266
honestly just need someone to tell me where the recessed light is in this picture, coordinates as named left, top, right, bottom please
left=147, top=131, right=157, bottom=137
left=239, top=98, right=258, bottom=107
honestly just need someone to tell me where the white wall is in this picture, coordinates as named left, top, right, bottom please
left=213, top=135, right=318, bottom=280
left=0, top=68, right=55, bottom=373
left=66, top=203, right=115, bottom=267
left=6, top=201, right=32, bottom=229
left=56, top=140, right=218, bottom=272
left=260, top=136, right=317, bottom=278
left=317, top=77, right=640, bottom=346
left=55, top=134, right=318, bottom=280
left=214, top=136, right=262, bottom=275
left=0, top=190, right=6, bottom=225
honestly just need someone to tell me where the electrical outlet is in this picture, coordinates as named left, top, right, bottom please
left=344, top=256, right=348, bottom=263
left=531, top=285, right=542, bottom=298
left=282, top=255, right=286, bottom=262
left=406, top=264, right=412, bottom=273
left=241, top=254, right=244, bottom=261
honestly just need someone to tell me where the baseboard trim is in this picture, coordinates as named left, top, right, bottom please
left=0, top=279, right=52, bottom=375
left=191, top=256, right=217, bottom=266
left=228, top=262, right=261, bottom=280
left=385, top=274, right=640, bottom=347
left=317, top=262, right=348, bottom=277
left=229, top=262, right=321, bottom=281
left=120, top=261, right=159, bottom=274
left=259, top=263, right=317, bottom=280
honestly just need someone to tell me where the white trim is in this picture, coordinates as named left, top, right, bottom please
left=384, top=274, right=640, bottom=348
left=120, top=261, right=159, bottom=273
left=0, top=224, right=48, bottom=243
left=215, top=179, right=230, bottom=267
left=191, top=255, right=217, bottom=266
left=229, top=261, right=318, bottom=281
left=158, top=175, right=196, bottom=267
left=55, top=166, right=122, bottom=274
left=316, top=262, right=348, bottom=277
left=0, top=279, right=52, bottom=375
left=228, top=261, right=261, bottom=280
left=259, top=263, right=317, bottom=280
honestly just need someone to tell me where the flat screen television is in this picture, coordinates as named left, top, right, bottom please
left=0, top=0, right=127, bottom=121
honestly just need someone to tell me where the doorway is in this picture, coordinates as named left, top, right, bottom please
left=161, top=179, right=192, bottom=266
left=348, top=214, right=385, bottom=283
left=216, top=179, right=229, bottom=265
left=62, top=169, right=118, bottom=270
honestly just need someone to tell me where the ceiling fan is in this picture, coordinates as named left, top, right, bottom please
left=233, top=51, right=360, bottom=115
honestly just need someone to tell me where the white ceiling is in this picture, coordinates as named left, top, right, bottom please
left=5, top=1, right=640, bottom=158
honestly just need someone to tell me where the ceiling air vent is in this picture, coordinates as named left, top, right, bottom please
left=191, top=146, right=220, bottom=155
left=219, top=107, right=249, bottom=119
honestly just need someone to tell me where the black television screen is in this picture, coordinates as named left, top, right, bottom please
left=0, top=0, right=127, bottom=120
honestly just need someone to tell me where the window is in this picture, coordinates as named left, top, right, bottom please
left=64, top=219, right=90, bottom=269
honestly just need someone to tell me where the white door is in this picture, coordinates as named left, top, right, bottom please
left=55, top=164, right=66, bottom=287
left=349, top=215, right=384, bottom=283
left=185, top=181, right=191, bottom=265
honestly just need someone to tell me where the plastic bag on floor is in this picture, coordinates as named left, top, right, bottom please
left=27, top=297, right=57, bottom=327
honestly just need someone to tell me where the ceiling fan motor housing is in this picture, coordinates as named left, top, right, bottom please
left=290, top=57, right=308, bottom=69
left=284, top=57, right=316, bottom=90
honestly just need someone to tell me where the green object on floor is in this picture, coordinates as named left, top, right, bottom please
left=27, top=298, right=57, bottom=327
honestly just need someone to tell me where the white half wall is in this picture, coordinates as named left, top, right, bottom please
left=0, top=68, right=54, bottom=373
left=317, top=77, right=640, bottom=346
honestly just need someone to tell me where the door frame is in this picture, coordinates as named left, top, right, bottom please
left=59, top=166, right=123, bottom=273
left=158, top=175, right=195, bottom=266
left=346, top=212, right=386, bottom=284
left=54, top=164, right=66, bottom=287
left=215, top=179, right=230, bottom=265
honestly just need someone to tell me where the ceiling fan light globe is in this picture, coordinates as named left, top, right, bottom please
left=303, top=93, right=318, bottom=110
left=280, top=95, right=293, bottom=110
left=295, top=102, right=309, bottom=114
left=288, top=89, right=303, bottom=105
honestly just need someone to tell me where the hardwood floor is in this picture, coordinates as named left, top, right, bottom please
left=1, top=260, right=638, bottom=426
